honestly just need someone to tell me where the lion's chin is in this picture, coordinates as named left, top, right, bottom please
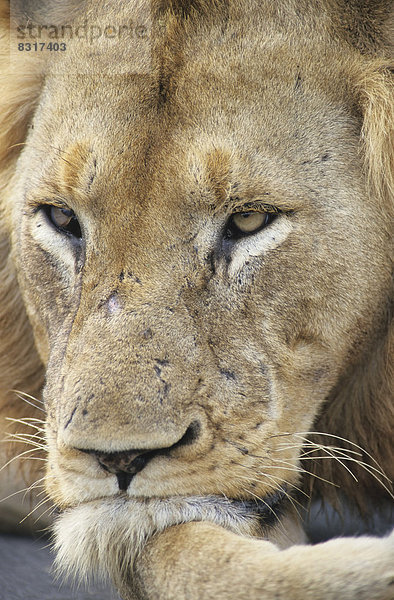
left=53, top=494, right=281, bottom=585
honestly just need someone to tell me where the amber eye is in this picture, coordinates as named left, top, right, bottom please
left=225, top=211, right=276, bottom=239
left=43, top=205, right=82, bottom=239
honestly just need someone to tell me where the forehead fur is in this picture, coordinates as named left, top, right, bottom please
left=18, top=13, right=362, bottom=204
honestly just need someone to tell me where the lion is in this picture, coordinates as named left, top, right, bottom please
left=0, top=0, right=393, bottom=598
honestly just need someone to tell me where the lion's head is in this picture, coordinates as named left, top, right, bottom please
left=0, top=0, right=393, bottom=590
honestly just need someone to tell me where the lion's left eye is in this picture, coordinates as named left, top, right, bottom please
left=225, top=211, right=276, bottom=239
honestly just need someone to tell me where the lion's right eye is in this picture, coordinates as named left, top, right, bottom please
left=42, top=205, right=82, bottom=239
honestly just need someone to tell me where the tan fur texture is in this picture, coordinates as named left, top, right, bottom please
left=0, top=0, right=393, bottom=597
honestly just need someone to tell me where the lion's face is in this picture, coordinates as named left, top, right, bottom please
left=8, top=3, right=392, bottom=514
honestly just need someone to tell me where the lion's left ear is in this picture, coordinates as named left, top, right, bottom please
left=335, top=0, right=393, bottom=202
left=354, top=59, right=394, bottom=222
left=344, top=0, right=394, bottom=244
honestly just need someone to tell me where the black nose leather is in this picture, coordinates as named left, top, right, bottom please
left=94, top=449, right=151, bottom=474
left=91, top=448, right=155, bottom=491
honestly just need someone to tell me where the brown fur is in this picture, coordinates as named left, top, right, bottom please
left=0, top=0, right=393, bottom=597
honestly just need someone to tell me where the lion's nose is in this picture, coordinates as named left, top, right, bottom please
left=80, top=420, right=201, bottom=491
left=94, top=449, right=148, bottom=474
left=91, top=448, right=155, bottom=491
